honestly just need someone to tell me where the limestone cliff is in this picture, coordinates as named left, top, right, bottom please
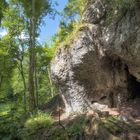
left=51, top=0, right=140, bottom=114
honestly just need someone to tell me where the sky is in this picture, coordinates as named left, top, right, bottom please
left=0, top=0, right=68, bottom=44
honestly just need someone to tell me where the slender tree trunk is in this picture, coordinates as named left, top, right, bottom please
left=35, top=53, right=38, bottom=108
left=47, top=64, right=54, bottom=98
left=16, top=2, right=27, bottom=113
left=32, top=0, right=37, bottom=109
left=28, top=0, right=36, bottom=112
left=29, top=21, right=36, bottom=112
left=0, top=75, right=3, bottom=89
left=19, top=61, right=27, bottom=112
left=17, top=35, right=27, bottom=112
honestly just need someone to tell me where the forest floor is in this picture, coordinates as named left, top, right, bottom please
left=0, top=97, right=140, bottom=140
left=35, top=98, right=140, bottom=140
left=54, top=98, right=140, bottom=125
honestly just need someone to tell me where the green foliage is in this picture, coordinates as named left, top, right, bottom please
left=0, top=36, right=17, bottom=99
left=35, top=45, right=57, bottom=105
left=102, top=116, right=139, bottom=135
left=52, top=0, right=88, bottom=48
left=0, top=0, right=57, bottom=108
left=44, top=115, right=87, bottom=140
left=11, top=69, right=24, bottom=94
left=54, top=22, right=91, bottom=49
left=48, top=129, right=69, bottom=140
left=64, top=0, right=87, bottom=20
left=0, top=109, right=54, bottom=140
left=102, top=116, right=122, bottom=134
left=68, top=115, right=87, bottom=135
left=0, top=110, right=26, bottom=140
left=24, top=111, right=54, bottom=133
left=21, top=0, right=52, bottom=29
left=2, top=1, right=25, bottom=36
left=37, top=45, right=55, bottom=66
left=54, top=21, right=76, bottom=46
left=21, top=0, right=51, bottom=17
left=0, top=102, right=14, bottom=116
left=0, top=0, right=57, bottom=139
left=0, top=0, right=7, bottom=25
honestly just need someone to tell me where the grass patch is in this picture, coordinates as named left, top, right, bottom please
left=45, top=115, right=87, bottom=140
left=24, top=111, right=54, bottom=133
left=0, top=108, right=54, bottom=140
left=68, top=115, right=87, bottom=135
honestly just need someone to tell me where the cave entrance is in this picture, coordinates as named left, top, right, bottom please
left=128, top=74, right=140, bottom=99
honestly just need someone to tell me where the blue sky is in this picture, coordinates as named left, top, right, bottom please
left=0, top=0, right=68, bottom=44
left=39, top=0, right=68, bottom=44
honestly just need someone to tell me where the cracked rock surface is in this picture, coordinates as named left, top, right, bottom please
left=51, top=0, right=140, bottom=113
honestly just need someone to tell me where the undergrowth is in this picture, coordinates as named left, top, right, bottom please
left=45, top=115, right=87, bottom=140
left=25, top=111, right=54, bottom=133
left=101, top=116, right=139, bottom=135
left=68, top=115, right=87, bottom=135
left=0, top=110, right=54, bottom=140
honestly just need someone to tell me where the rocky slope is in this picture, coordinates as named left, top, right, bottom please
left=51, top=0, right=140, bottom=114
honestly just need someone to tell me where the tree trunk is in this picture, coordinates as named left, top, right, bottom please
left=47, top=64, right=54, bottom=98
left=28, top=20, right=36, bottom=112
left=28, top=0, right=36, bottom=112
left=35, top=54, right=39, bottom=108
left=19, top=45, right=27, bottom=112
left=0, top=75, right=3, bottom=89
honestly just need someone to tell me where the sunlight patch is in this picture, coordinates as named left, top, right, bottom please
left=0, top=29, right=8, bottom=38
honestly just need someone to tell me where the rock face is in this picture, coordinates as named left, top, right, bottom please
left=51, top=0, right=140, bottom=114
